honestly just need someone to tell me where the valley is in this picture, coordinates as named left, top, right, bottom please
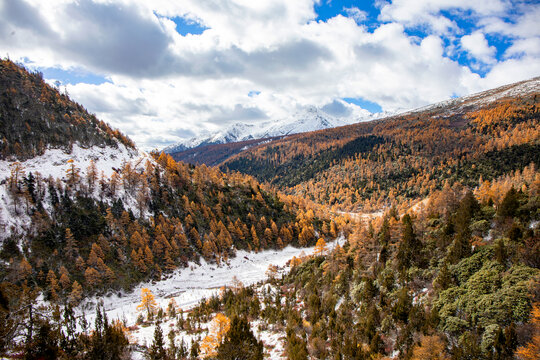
left=0, top=59, right=539, bottom=360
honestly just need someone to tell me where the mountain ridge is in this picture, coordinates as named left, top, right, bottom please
left=164, top=105, right=389, bottom=154
left=167, top=76, right=540, bottom=168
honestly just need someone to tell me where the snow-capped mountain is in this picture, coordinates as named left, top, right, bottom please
left=165, top=76, right=540, bottom=155
left=403, top=76, right=540, bottom=116
left=164, top=106, right=386, bottom=154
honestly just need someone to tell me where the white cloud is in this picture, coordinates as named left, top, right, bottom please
left=461, top=32, right=497, bottom=64
left=505, top=37, right=540, bottom=58
left=0, top=0, right=539, bottom=150
left=379, top=0, right=508, bottom=33
left=344, top=7, right=367, bottom=22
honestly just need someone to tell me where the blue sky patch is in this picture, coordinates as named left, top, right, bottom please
left=314, top=1, right=521, bottom=77
left=343, top=97, right=382, bottom=113
left=248, top=90, right=261, bottom=97
left=170, top=16, right=208, bottom=36
left=35, top=66, right=110, bottom=86
left=315, top=0, right=381, bottom=29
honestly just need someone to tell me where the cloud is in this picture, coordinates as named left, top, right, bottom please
left=0, top=0, right=538, bottom=150
left=321, top=100, right=352, bottom=117
left=207, top=104, right=268, bottom=124
left=378, top=0, right=508, bottom=34
left=344, top=7, right=367, bottom=22
left=461, top=32, right=496, bottom=64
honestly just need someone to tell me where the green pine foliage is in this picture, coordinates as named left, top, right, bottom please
left=217, top=316, right=263, bottom=360
left=186, top=185, right=539, bottom=359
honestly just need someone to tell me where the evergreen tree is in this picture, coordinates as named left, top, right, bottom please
left=25, top=321, right=59, bottom=360
left=217, top=316, right=263, bottom=360
left=397, top=214, right=422, bottom=271
left=148, top=324, right=167, bottom=360
left=497, top=186, right=520, bottom=218
left=190, top=338, right=200, bottom=359
left=286, top=330, right=308, bottom=360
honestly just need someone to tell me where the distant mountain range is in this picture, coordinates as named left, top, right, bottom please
left=163, top=106, right=390, bottom=154
left=166, top=76, right=540, bottom=168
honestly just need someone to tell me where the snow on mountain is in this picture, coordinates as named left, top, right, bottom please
left=79, top=237, right=346, bottom=353
left=404, top=76, right=540, bottom=117
left=166, top=77, right=540, bottom=155
left=0, top=143, right=150, bottom=241
left=164, top=106, right=385, bottom=154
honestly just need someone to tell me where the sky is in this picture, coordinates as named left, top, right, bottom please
left=1, top=0, right=539, bottom=150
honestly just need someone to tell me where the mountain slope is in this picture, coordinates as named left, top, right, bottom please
left=164, top=106, right=385, bottom=154
left=0, top=60, right=134, bottom=161
left=220, top=77, right=540, bottom=211
left=0, top=60, right=337, bottom=299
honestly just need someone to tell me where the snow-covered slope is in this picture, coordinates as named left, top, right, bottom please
left=164, top=106, right=385, bottom=153
left=0, top=143, right=141, bottom=181
left=0, top=143, right=150, bottom=241
left=80, top=237, right=346, bottom=354
left=404, top=76, right=540, bottom=116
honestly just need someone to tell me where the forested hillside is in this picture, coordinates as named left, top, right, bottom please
left=221, top=89, right=539, bottom=212
left=0, top=61, right=340, bottom=357
left=0, top=60, right=538, bottom=359
left=171, top=136, right=284, bottom=167
left=187, top=172, right=539, bottom=359
left=0, top=59, right=134, bottom=160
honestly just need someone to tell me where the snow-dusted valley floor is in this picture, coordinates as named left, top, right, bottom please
left=79, top=239, right=345, bottom=357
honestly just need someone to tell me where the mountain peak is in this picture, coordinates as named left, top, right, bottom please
left=164, top=106, right=360, bottom=154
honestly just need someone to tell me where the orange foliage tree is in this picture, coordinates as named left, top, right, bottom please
left=516, top=303, right=540, bottom=360
left=201, top=313, right=231, bottom=358
left=314, top=238, right=327, bottom=256
left=137, top=288, right=158, bottom=320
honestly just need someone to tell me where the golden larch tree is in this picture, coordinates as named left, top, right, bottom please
left=200, top=313, right=231, bottom=358
left=137, top=288, right=158, bottom=320
left=516, top=303, right=540, bottom=360
left=314, top=238, right=327, bottom=256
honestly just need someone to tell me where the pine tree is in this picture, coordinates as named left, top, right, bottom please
left=433, top=261, right=452, bottom=291
left=148, top=324, right=167, bottom=360
left=217, top=316, right=263, bottom=360
left=286, top=330, right=308, bottom=360
left=190, top=339, right=200, bottom=358
left=397, top=214, right=422, bottom=271
left=498, top=186, right=520, bottom=218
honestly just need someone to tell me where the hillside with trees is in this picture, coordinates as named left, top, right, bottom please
left=0, top=59, right=134, bottom=161
left=186, top=174, right=539, bottom=359
left=220, top=90, right=539, bottom=212
left=0, top=61, right=340, bottom=357
left=0, top=60, right=538, bottom=359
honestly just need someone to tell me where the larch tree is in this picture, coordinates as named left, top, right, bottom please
left=137, top=288, right=158, bottom=320
left=65, top=159, right=80, bottom=188
left=516, top=303, right=540, bottom=360
left=201, top=313, right=231, bottom=358
left=314, top=238, right=327, bottom=257
left=411, top=335, right=449, bottom=360
left=69, top=281, right=83, bottom=306
left=64, top=228, right=78, bottom=260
